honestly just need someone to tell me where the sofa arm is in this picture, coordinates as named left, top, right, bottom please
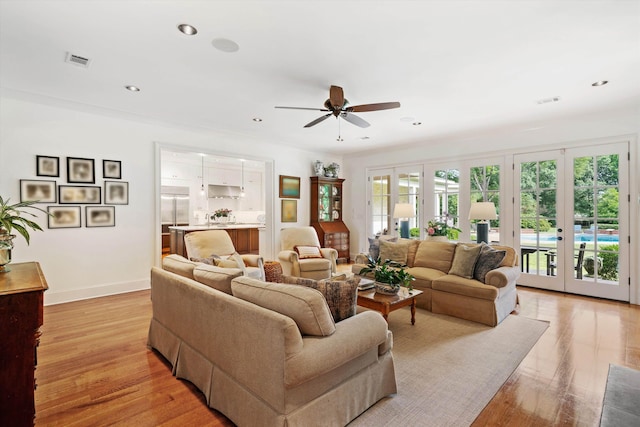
left=354, top=253, right=369, bottom=265
left=284, top=311, right=390, bottom=388
left=241, top=254, right=265, bottom=280
left=485, top=266, right=520, bottom=288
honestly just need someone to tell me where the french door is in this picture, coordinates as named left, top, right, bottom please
left=368, top=166, right=422, bottom=238
left=514, top=142, right=629, bottom=301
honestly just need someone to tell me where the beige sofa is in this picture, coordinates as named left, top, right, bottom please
left=353, top=240, right=520, bottom=326
left=148, top=258, right=397, bottom=426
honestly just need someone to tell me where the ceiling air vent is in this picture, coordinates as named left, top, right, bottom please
left=65, top=52, right=90, bottom=68
left=536, top=96, right=561, bottom=105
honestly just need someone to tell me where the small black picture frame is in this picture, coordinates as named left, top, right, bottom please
left=36, top=155, right=60, bottom=177
left=104, top=181, right=128, bottom=205
left=86, top=206, right=115, bottom=227
left=58, top=185, right=101, bottom=204
left=67, top=157, right=95, bottom=184
left=48, top=206, right=81, bottom=229
left=20, top=179, right=57, bottom=203
left=103, top=160, right=122, bottom=179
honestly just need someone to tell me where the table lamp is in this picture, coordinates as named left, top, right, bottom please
left=393, top=203, right=415, bottom=239
left=469, top=202, right=497, bottom=243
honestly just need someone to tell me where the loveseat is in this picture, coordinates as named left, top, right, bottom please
left=353, top=239, right=520, bottom=326
left=148, top=257, right=397, bottom=426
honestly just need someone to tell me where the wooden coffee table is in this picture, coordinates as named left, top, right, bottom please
left=357, top=286, right=423, bottom=325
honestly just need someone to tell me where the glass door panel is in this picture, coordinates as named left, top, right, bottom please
left=396, top=168, right=421, bottom=238
left=370, top=171, right=392, bottom=236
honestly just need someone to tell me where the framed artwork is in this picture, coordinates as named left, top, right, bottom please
left=36, top=155, right=60, bottom=177
left=20, top=179, right=56, bottom=203
left=58, top=185, right=101, bottom=204
left=48, top=206, right=81, bottom=229
left=103, top=160, right=122, bottom=179
left=86, top=206, right=115, bottom=227
left=279, top=175, right=300, bottom=199
left=105, top=181, right=128, bottom=205
left=67, top=157, right=95, bottom=184
left=281, top=199, right=297, bottom=222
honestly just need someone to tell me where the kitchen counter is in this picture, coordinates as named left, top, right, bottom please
left=169, top=225, right=263, bottom=257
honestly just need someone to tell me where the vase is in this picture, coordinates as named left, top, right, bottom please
left=313, top=160, right=324, bottom=176
left=0, top=233, right=15, bottom=273
left=426, top=235, right=448, bottom=242
left=375, top=282, right=400, bottom=295
left=217, top=216, right=229, bottom=226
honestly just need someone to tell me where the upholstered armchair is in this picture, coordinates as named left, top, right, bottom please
left=278, top=226, right=338, bottom=279
left=184, top=230, right=265, bottom=280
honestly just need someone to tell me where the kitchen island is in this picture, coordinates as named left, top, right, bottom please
left=169, top=224, right=263, bottom=257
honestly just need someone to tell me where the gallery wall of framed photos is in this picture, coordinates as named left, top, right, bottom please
left=21, top=156, right=128, bottom=229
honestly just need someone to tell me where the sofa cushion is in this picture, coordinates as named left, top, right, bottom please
left=193, top=264, right=243, bottom=294
left=379, top=239, right=410, bottom=264
left=473, top=244, right=506, bottom=283
left=294, top=245, right=323, bottom=259
left=299, top=257, right=332, bottom=272
left=413, top=241, right=457, bottom=272
left=214, top=258, right=241, bottom=268
left=368, top=235, right=397, bottom=259
left=404, top=239, right=421, bottom=267
left=432, top=274, right=500, bottom=300
left=282, top=275, right=360, bottom=322
left=162, top=254, right=198, bottom=279
left=231, top=277, right=336, bottom=337
left=449, top=244, right=482, bottom=279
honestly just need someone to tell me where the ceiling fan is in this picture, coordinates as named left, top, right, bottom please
left=275, top=85, right=400, bottom=128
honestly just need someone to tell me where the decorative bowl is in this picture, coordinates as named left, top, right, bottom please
left=375, top=282, right=400, bottom=295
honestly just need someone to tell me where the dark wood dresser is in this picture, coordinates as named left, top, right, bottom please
left=0, top=262, right=48, bottom=426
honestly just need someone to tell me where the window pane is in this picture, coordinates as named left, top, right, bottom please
left=597, top=154, right=619, bottom=186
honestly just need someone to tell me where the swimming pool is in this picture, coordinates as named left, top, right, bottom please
left=522, top=234, right=619, bottom=243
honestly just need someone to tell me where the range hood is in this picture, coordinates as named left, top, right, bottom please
left=208, top=184, right=242, bottom=199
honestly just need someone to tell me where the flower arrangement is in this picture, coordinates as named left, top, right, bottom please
left=426, top=216, right=461, bottom=238
left=213, top=208, right=232, bottom=218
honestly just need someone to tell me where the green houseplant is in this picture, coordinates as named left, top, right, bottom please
left=0, top=196, right=48, bottom=272
left=359, top=255, right=415, bottom=295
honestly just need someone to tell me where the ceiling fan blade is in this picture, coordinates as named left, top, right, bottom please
left=347, top=102, right=401, bottom=113
left=341, top=112, right=370, bottom=128
left=329, top=85, right=344, bottom=110
left=304, top=113, right=333, bottom=128
left=275, top=106, right=330, bottom=112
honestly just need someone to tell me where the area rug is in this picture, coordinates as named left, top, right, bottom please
left=349, top=309, right=549, bottom=426
left=600, top=364, right=640, bottom=426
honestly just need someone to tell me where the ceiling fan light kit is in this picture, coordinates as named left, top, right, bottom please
left=275, top=85, right=400, bottom=132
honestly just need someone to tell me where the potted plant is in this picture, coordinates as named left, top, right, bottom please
left=359, top=255, right=415, bottom=295
left=0, top=196, right=48, bottom=272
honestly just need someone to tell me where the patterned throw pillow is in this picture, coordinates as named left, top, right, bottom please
left=368, top=236, right=398, bottom=260
left=282, top=275, right=361, bottom=322
left=449, top=244, right=483, bottom=279
left=190, top=254, right=221, bottom=265
left=294, top=245, right=323, bottom=259
left=473, top=244, right=506, bottom=283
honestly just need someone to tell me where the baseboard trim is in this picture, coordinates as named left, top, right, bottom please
left=44, top=279, right=150, bottom=306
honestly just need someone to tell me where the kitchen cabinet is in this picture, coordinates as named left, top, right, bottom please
left=207, top=167, right=241, bottom=186
left=310, top=176, right=350, bottom=263
left=170, top=226, right=261, bottom=257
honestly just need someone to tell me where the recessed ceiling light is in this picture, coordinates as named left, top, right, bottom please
left=592, top=80, right=609, bottom=86
left=212, top=38, right=240, bottom=53
left=252, top=117, right=262, bottom=122
left=536, top=96, right=560, bottom=104
left=361, top=136, right=370, bottom=140
left=413, top=122, right=422, bottom=126
left=177, top=24, right=198, bottom=35
left=125, top=85, right=140, bottom=92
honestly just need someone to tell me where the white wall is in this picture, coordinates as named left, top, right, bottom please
left=0, top=94, right=339, bottom=304
left=342, top=107, right=640, bottom=304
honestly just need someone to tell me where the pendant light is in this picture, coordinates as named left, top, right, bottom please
left=200, top=155, right=205, bottom=196
left=240, top=160, right=246, bottom=198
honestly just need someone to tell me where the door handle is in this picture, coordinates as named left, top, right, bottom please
left=557, top=236, right=563, bottom=241
left=557, top=228, right=563, bottom=233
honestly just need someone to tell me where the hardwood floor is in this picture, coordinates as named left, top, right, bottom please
left=34, top=282, right=640, bottom=426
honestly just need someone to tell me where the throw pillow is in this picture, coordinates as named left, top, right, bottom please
left=294, top=245, right=323, bottom=259
left=227, top=252, right=248, bottom=275
left=449, top=244, right=483, bottom=279
left=473, top=244, right=506, bottom=283
left=282, top=275, right=361, bottom=322
left=189, top=254, right=221, bottom=265
left=231, top=277, right=336, bottom=337
left=214, top=258, right=240, bottom=269
left=368, top=236, right=397, bottom=260
left=379, top=239, right=410, bottom=264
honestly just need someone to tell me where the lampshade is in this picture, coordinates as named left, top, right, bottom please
left=468, top=202, right=497, bottom=221
left=393, top=203, right=415, bottom=219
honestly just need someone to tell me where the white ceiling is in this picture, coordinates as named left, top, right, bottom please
left=1, top=0, right=639, bottom=154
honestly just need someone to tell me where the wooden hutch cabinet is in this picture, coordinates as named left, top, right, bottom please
left=0, top=262, right=48, bottom=426
left=310, top=176, right=350, bottom=263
